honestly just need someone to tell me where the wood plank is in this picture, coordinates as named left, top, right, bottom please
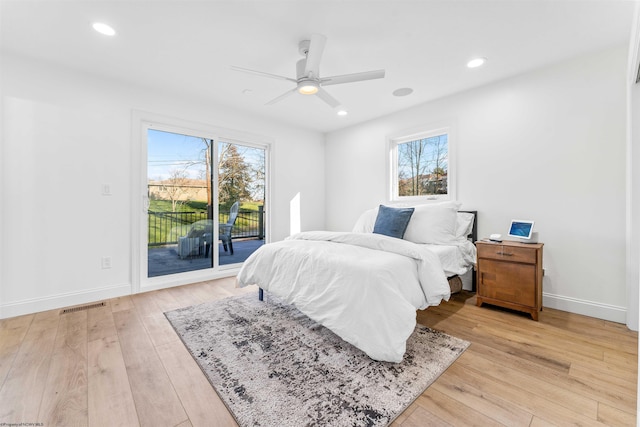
left=463, top=340, right=635, bottom=414
left=132, top=293, right=181, bottom=348
left=131, top=292, right=160, bottom=318
left=474, top=322, right=606, bottom=365
left=0, top=311, right=59, bottom=422
left=445, top=363, right=608, bottom=425
left=569, top=362, right=637, bottom=394
left=390, top=401, right=416, bottom=426
left=400, top=405, right=452, bottom=426
left=455, top=350, right=599, bottom=419
left=432, top=367, right=534, bottom=426
left=113, top=308, right=187, bottom=427
left=438, top=296, right=638, bottom=359
left=415, top=387, right=503, bottom=426
left=420, top=309, right=572, bottom=373
left=149, top=289, right=183, bottom=312
left=185, top=281, right=231, bottom=303
left=156, top=340, right=238, bottom=427
left=87, top=303, right=118, bottom=342
left=38, top=310, right=88, bottom=426
left=110, top=295, right=135, bottom=312
left=605, top=350, right=639, bottom=371
left=27, top=308, right=62, bottom=334
left=0, top=314, right=34, bottom=387
left=87, top=335, right=140, bottom=427
left=529, top=416, right=558, bottom=427
left=439, top=295, right=638, bottom=356
left=168, top=284, right=206, bottom=308
left=597, top=402, right=636, bottom=426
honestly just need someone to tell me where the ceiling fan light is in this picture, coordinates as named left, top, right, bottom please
left=298, top=83, right=319, bottom=95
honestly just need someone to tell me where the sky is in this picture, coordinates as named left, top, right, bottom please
left=147, top=129, right=208, bottom=181
left=147, top=128, right=265, bottom=182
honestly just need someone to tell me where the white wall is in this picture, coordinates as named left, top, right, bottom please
left=627, top=2, right=640, bottom=333
left=325, top=46, right=628, bottom=323
left=0, top=53, right=325, bottom=318
left=626, top=3, right=640, bottom=418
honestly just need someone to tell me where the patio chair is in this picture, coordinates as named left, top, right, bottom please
left=220, top=201, right=239, bottom=255
left=178, top=219, right=212, bottom=259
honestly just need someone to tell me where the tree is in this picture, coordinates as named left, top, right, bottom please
left=159, top=168, right=190, bottom=212
left=397, top=135, right=448, bottom=196
left=199, top=138, right=214, bottom=218
left=248, top=148, right=265, bottom=202
left=218, top=143, right=251, bottom=207
left=398, top=139, right=430, bottom=196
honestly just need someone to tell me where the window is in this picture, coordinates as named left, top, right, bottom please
left=389, top=126, right=454, bottom=202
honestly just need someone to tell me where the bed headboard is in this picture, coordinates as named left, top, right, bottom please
left=459, top=210, right=478, bottom=243
left=459, top=210, right=477, bottom=291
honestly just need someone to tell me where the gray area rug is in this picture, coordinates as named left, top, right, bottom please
left=165, top=293, right=469, bottom=427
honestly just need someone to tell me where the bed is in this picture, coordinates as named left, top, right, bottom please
left=236, top=202, right=477, bottom=363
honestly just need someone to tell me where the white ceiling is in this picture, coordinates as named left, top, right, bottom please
left=0, top=1, right=635, bottom=133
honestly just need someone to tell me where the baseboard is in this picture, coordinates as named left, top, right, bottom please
left=0, top=283, right=131, bottom=319
left=543, top=292, right=627, bottom=324
left=140, top=268, right=240, bottom=293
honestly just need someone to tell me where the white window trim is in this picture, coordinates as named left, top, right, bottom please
left=387, top=121, right=456, bottom=203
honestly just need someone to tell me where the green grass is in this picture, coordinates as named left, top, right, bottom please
left=149, top=199, right=208, bottom=213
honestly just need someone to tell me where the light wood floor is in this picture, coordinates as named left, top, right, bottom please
left=0, top=278, right=637, bottom=426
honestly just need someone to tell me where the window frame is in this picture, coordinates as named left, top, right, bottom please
left=131, top=110, right=272, bottom=293
left=387, top=122, right=456, bottom=203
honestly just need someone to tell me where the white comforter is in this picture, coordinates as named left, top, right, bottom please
left=236, top=231, right=451, bottom=363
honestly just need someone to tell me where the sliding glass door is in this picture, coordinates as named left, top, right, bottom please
left=217, top=141, right=266, bottom=267
left=145, top=126, right=266, bottom=280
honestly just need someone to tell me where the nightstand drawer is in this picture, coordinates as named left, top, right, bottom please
left=477, top=244, right=537, bottom=264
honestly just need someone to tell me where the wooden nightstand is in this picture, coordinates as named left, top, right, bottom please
left=475, top=240, right=544, bottom=320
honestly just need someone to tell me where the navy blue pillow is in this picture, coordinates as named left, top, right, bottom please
left=372, top=205, right=415, bottom=239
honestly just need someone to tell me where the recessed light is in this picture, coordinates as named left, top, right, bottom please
left=92, top=22, right=116, bottom=36
left=467, top=57, right=487, bottom=68
left=336, top=107, right=348, bottom=116
left=392, top=88, right=413, bottom=97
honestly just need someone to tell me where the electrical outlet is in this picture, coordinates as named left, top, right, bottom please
left=102, top=184, right=112, bottom=196
left=101, top=256, right=112, bottom=269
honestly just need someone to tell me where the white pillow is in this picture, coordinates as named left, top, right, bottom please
left=403, top=201, right=461, bottom=244
left=352, top=207, right=378, bottom=233
left=456, top=212, right=475, bottom=241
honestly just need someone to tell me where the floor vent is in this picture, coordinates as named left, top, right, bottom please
left=61, top=302, right=106, bottom=314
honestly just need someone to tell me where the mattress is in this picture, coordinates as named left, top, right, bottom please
left=424, top=239, right=476, bottom=277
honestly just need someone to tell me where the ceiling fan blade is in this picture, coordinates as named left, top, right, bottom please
left=230, top=66, right=297, bottom=83
left=320, top=69, right=386, bottom=86
left=266, top=88, right=298, bottom=105
left=304, top=34, right=326, bottom=78
left=315, top=87, right=341, bottom=109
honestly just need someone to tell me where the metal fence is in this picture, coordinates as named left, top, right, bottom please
left=148, top=207, right=264, bottom=246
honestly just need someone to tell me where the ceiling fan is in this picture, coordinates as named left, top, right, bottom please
left=231, top=34, right=385, bottom=112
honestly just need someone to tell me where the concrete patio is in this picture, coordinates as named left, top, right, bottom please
left=148, top=238, right=264, bottom=277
